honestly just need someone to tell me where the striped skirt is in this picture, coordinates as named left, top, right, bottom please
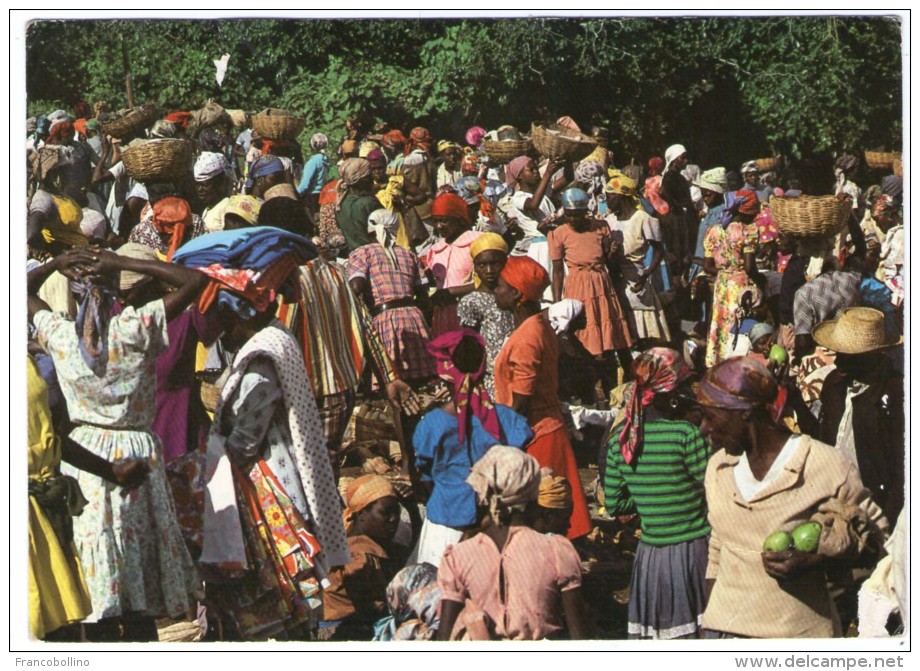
left=627, top=536, right=709, bottom=639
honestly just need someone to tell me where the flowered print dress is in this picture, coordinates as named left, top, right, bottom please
left=33, top=300, right=202, bottom=623
left=457, top=290, right=514, bottom=398
left=703, top=221, right=760, bottom=367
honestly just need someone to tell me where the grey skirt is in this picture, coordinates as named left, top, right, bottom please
left=627, top=535, right=709, bottom=640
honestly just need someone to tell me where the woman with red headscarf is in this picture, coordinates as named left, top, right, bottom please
left=127, top=196, right=207, bottom=261
left=702, top=189, right=764, bottom=367
left=492, top=256, right=592, bottom=540
left=424, top=192, right=483, bottom=337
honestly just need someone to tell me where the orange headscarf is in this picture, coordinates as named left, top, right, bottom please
left=151, top=196, right=192, bottom=262
left=499, top=255, right=549, bottom=303
left=342, top=475, right=396, bottom=533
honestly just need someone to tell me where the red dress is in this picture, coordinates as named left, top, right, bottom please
left=493, top=313, right=593, bottom=539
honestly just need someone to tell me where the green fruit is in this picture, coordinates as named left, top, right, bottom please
left=792, top=521, right=822, bottom=553
left=769, top=344, right=788, bottom=365
left=763, top=530, right=794, bottom=553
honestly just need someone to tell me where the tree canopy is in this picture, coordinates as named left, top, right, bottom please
left=26, top=15, right=902, bottom=170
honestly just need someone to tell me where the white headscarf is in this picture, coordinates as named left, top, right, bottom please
left=310, top=132, right=329, bottom=152
left=79, top=208, right=108, bottom=240
left=664, top=144, right=687, bottom=173
left=548, top=299, right=585, bottom=334
left=194, top=151, right=234, bottom=183
left=368, top=208, right=401, bottom=266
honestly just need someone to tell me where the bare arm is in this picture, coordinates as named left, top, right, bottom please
left=437, top=599, right=464, bottom=641
left=552, top=259, right=565, bottom=303
left=510, top=391, right=533, bottom=419
left=348, top=275, right=373, bottom=306
left=62, top=435, right=150, bottom=490
left=523, top=160, right=562, bottom=212
left=561, top=588, right=590, bottom=640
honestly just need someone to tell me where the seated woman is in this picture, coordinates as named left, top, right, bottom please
left=411, top=329, right=533, bottom=567
left=321, top=475, right=407, bottom=640
left=436, top=445, right=589, bottom=641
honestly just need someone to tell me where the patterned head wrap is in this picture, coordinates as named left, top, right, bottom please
left=427, top=329, right=500, bottom=446
left=720, top=189, right=760, bottom=225
left=151, top=196, right=193, bottom=262
left=48, top=120, right=75, bottom=145
left=368, top=208, right=401, bottom=264
left=460, top=152, right=480, bottom=175
left=222, top=194, right=261, bottom=229
left=537, top=468, right=573, bottom=510
left=375, top=563, right=441, bottom=642
left=647, top=157, right=665, bottom=176
left=617, top=347, right=694, bottom=465
left=697, top=356, right=778, bottom=411
left=405, top=126, right=432, bottom=156
left=194, top=151, right=234, bottom=183
left=466, top=445, right=541, bottom=522
left=500, top=255, right=550, bottom=304
left=336, top=158, right=372, bottom=210
left=310, top=132, right=329, bottom=152
left=872, top=193, right=899, bottom=219
left=741, top=160, right=759, bottom=175
left=465, top=126, right=487, bottom=148
left=382, top=129, right=408, bottom=150
left=453, top=175, right=484, bottom=204
left=437, top=140, right=462, bottom=155
left=71, top=277, right=118, bottom=377
left=505, top=156, right=532, bottom=189
left=431, top=192, right=471, bottom=225
left=605, top=169, right=641, bottom=209
left=342, top=474, right=396, bottom=533
left=149, top=120, right=179, bottom=139
left=756, top=208, right=779, bottom=243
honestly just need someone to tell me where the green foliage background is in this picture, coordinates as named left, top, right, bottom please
left=26, top=16, right=902, bottom=169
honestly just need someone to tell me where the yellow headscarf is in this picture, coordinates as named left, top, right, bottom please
left=605, top=170, right=641, bottom=209
left=342, top=474, right=396, bottom=533
left=469, top=232, right=509, bottom=288
left=537, top=468, right=573, bottom=510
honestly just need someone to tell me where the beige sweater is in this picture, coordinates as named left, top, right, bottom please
left=703, top=434, right=886, bottom=638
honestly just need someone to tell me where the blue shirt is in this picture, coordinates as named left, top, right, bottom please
left=413, top=404, right=533, bottom=527
left=297, top=152, right=329, bottom=196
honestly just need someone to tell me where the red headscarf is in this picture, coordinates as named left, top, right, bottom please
left=48, top=120, right=75, bottom=145
left=405, top=126, right=432, bottom=156
left=735, top=189, right=760, bottom=217
left=151, top=196, right=193, bottom=262
left=499, top=255, right=549, bottom=303
left=647, top=157, right=665, bottom=177
left=427, top=328, right=501, bottom=446
left=431, top=192, right=470, bottom=225
left=74, top=118, right=88, bottom=137
left=382, top=129, right=408, bottom=151
left=617, top=348, right=694, bottom=465
left=165, top=111, right=192, bottom=129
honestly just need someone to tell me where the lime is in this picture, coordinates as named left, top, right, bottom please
left=763, top=530, right=794, bottom=552
left=792, top=521, right=822, bottom=553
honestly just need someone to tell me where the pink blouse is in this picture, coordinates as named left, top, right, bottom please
left=424, top=230, right=482, bottom=289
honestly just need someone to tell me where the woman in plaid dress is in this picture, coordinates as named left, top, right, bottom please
left=347, top=209, right=435, bottom=383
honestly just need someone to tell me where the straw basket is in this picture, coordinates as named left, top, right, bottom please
left=531, top=122, right=598, bottom=163
left=755, top=157, right=778, bottom=172
left=121, top=139, right=193, bottom=184
left=251, top=108, right=305, bottom=141
left=100, top=104, right=158, bottom=139
left=769, top=195, right=851, bottom=239
left=482, top=138, right=533, bottom=164
left=865, top=150, right=900, bottom=171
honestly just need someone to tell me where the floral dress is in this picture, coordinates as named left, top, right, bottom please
left=457, top=290, right=514, bottom=398
left=33, top=301, right=201, bottom=623
left=703, top=222, right=759, bottom=367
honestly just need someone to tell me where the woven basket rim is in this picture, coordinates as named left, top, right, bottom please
left=100, top=104, right=158, bottom=137
left=121, top=138, right=193, bottom=182
left=769, top=194, right=850, bottom=238
left=531, top=121, right=597, bottom=161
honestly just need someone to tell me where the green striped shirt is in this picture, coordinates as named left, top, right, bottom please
left=604, top=418, right=711, bottom=546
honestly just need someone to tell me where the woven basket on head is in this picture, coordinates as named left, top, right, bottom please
left=864, top=150, right=901, bottom=171
left=531, top=121, right=598, bottom=163
left=769, top=195, right=851, bottom=239
left=755, top=157, right=778, bottom=172
left=251, top=108, right=305, bottom=141
left=100, top=104, right=158, bottom=139
left=121, top=139, right=193, bottom=184
left=482, top=138, right=533, bottom=164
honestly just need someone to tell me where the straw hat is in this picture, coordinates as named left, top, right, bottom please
left=812, top=307, right=902, bottom=354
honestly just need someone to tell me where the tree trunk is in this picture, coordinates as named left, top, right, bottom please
left=121, top=33, right=134, bottom=108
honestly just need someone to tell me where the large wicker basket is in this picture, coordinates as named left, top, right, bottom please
left=755, top=157, right=778, bottom=172
left=482, top=138, right=533, bottom=164
left=865, top=150, right=901, bottom=171
left=251, top=108, right=305, bottom=141
left=100, top=104, right=158, bottom=139
left=121, top=139, right=193, bottom=183
left=769, top=195, right=851, bottom=239
left=531, top=121, right=598, bottom=163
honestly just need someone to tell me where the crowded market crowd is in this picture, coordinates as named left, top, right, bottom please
left=25, top=100, right=906, bottom=643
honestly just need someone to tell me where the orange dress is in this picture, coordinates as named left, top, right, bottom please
left=493, top=313, right=593, bottom=539
left=548, top=221, right=632, bottom=356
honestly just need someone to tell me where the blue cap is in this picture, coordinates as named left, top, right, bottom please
left=561, top=187, right=589, bottom=210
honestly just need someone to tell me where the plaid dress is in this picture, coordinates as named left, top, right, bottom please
left=347, top=244, right=435, bottom=382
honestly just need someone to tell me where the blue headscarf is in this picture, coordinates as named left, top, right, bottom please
left=561, top=187, right=590, bottom=210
